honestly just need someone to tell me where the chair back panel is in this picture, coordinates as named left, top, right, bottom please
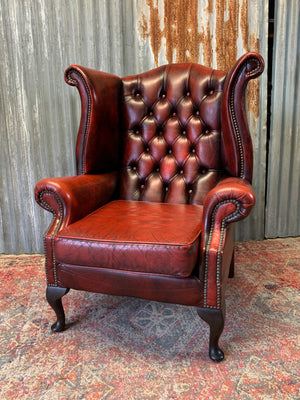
left=119, top=63, right=228, bottom=205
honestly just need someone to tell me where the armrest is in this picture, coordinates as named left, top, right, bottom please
left=200, top=177, right=255, bottom=308
left=35, top=172, right=118, bottom=231
left=65, top=65, right=122, bottom=175
left=202, top=177, right=256, bottom=240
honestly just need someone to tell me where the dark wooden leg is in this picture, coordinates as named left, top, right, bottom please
left=228, top=250, right=235, bottom=278
left=46, top=287, right=69, bottom=332
left=197, top=308, right=225, bottom=362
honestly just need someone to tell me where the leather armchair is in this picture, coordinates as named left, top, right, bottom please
left=35, top=52, right=264, bottom=361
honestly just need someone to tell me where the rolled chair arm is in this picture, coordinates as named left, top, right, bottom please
left=200, top=177, right=256, bottom=309
left=35, top=172, right=118, bottom=230
left=202, top=177, right=255, bottom=232
left=35, top=172, right=118, bottom=286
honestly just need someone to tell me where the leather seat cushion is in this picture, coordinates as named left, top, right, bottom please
left=55, top=200, right=203, bottom=277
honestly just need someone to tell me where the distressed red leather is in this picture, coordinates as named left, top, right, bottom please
left=55, top=200, right=203, bottom=277
left=35, top=53, right=264, bottom=360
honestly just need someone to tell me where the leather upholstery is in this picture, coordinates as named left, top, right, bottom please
left=55, top=200, right=203, bottom=277
left=65, top=67, right=122, bottom=175
left=200, top=177, right=256, bottom=307
left=120, top=63, right=227, bottom=205
left=35, top=53, right=264, bottom=359
left=57, top=264, right=204, bottom=307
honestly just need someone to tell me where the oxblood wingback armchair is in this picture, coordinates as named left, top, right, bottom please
left=35, top=52, right=264, bottom=361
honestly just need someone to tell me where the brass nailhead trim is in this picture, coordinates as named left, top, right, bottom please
left=246, top=59, right=261, bottom=77
left=229, top=75, right=244, bottom=178
left=203, top=199, right=240, bottom=309
left=39, top=190, right=64, bottom=286
left=66, top=69, right=92, bottom=174
left=229, top=57, right=261, bottom=179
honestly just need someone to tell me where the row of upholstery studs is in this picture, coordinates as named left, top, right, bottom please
left=135, top=109, right=204, bottom=118
left=130, top=165, right=209, bottom=175
left=133, top=91, right=216, bottom=119
left=143, top=146, right=199, bottom=154
left=133, top=128, right=211, bottom=136
left=134, top=90, right=215, bottom=99
left=136, top=182, right=204, bottom=194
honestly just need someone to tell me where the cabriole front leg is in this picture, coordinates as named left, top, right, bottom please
left=197, top=308, right=225, bottom=362
left=46, top=287, right=70, bottom=332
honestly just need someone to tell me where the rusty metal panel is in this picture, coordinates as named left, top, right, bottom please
left=0, top=0, right=268, bottom=253
left=136, top=0, right=269, bottom=241
left=265, top=0, right=300, bottom=238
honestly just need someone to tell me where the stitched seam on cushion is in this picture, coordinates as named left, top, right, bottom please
left=39, top=190, right=64, bottom=287
left=55, top=236, right=200, bottom=249
left=203, top=199, right=240, bottom=309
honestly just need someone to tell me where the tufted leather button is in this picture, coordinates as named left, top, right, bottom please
left=205, top=129, right=210, bottom=135
left=159, top=131, right=164, bottom=136
left=179, top=169, right=184, bottom=174
left=161, top=93, right=166, bottom=99
left=186, top=91, right=190, bottom=97
left=135, top=130, right=140, bottom=135
left=165, top=186, right=169, bottom=192
left=145, top=147, right=150, bottom=152
left=172, top=112, right=177, bottom=117
left=209, top=90, right=214, bottom=95
left=140, top=184, right=145, bottom=189
left=182, top=130, right=187, bottom=135
left=188, top=189, right=193, bottom=194
left=132, top=166, right=137, bottom=171
left=195, top=110, right=200, bottom=116
left=201, top=168, right=207, bottom=174
left=135, top=92, right=140, bottom=98
left=149, top=111, right=153, bottom=116
left=191, top=148, right=196, bottom=153
left=168, top=148, right=172, bottom=154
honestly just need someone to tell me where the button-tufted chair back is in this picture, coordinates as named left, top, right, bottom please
left=120, top=64, right=227, bottom=205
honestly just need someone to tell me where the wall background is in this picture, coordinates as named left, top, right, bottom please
left=0, top=0, right=299, bottom=254
left=265, top=0, right=300, bottom=238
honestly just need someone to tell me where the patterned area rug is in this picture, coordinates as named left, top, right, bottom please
left=0, top=238, right=299, bottom=399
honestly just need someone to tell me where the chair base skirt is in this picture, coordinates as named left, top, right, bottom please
left=56, top=264, right=205, bottom=307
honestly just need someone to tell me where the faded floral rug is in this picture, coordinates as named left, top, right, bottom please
left=0, top=238, right=299, bottom=399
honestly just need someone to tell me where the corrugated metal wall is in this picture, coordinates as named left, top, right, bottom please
left=265, top=0, right=300, bottom=238
left=0, top=0, right=286, bottom=254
